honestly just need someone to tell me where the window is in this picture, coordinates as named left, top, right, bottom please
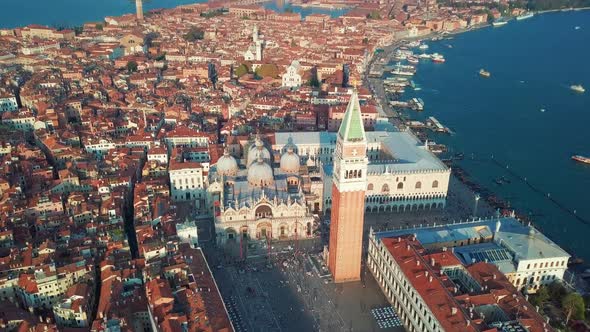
left=432, top=180, right=439, bottom=188
left=397, top=182, right=403, bottom=190
left=382, top=184, right=389, bottom=192
left=415, top=181, right=421, bottom=189
left=368, top=183, right=374, bottom=190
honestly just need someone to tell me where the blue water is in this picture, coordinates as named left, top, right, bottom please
left=0, top=0, right=202, bottom=29
left=261, top=1, right=350, bottom=18
left=404, top=11, right=590, bottom=260
left=0, top=0, right=348, bottom=29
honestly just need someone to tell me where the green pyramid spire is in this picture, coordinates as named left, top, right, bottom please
left=338, top=90, right=366, bottom=142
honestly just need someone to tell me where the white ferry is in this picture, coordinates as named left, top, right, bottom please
left=570, top=84, right=585, bottom=93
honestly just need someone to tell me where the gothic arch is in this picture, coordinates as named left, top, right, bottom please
left=415, top=181, right=422, bottom=189
left=432, top=180, right=439, bottom=188
left=397, top=182, right=404, bottom=190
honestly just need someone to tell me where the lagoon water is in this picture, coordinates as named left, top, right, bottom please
left=0, top=0, right=347, bottom=29
left=0, top=0, right=201, bottom=29
left=404, top=10, right=590, bottom=260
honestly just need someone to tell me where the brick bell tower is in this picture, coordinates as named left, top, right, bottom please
left=328, top=90, right=368, bottom=283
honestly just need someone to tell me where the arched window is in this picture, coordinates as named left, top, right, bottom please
left=397, top=182, right=404, bottom=190
left=415, top=181, right=422, bottom=189
left=382, top=184, right=389, bottom=192
left=432, top=180, right=439, bottom=188
left=368, top=183, right=374, bottom=190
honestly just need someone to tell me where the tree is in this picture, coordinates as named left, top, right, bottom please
left=366, top=11, right=381, bottom=20
left=562, top=293, right=585, bottom=323
left=235, top=64, right=249, bottom=78
left=548, top=281, right=567, bottom=303
left=183, top=26, right=204, bottom=42
left=308, top=66, right=320, bottom=88
left=530, top=286, right=549, bottom=307
left=255, top=64, right=280, bottom=78
left=126, top=61, right=138, bottom=73
left=285, top=7, right=294, bottom=13
left=95, top=23, right=104, bottom=31
left=73, top=26, right=83, bottom=35
left=208, top=62, right=218, bottom=89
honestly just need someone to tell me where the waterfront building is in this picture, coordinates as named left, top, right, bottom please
left=19, top=25, right=75, bottom=40
left=368, top=230, right=555, bottom=332
left=328, top=90, right=368, bottom=283
left=372, top=216, right=570, bottom=293
left=272, top=129, right=450, bottom=214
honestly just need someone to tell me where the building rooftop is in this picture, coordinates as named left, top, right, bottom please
left=380, top=235, right=554, bottom=332
left=375, top=217, right=570, bottom=264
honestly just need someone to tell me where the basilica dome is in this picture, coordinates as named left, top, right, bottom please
left=216, top=149, right=238, bottom=176
left=247, top=157, right=274, bottom=187
left=280, top=147, right=300, bottom=174
left=247, top=136, right=271, bottom=166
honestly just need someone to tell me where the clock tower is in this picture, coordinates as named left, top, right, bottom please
left=328, top=90, right=368, bottom=283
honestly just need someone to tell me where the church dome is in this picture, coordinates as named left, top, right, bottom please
left=247, top=136, right=271, bottom=166
left=280, top=147, right=300, bottom=174
left=216, top=149, right=238, bottom=176
left=247, top=157, right=274, bottom=187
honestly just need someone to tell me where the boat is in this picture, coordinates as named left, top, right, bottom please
left=407, top=56, right=419, bottom=64
left=479, top=69, right=491, bottom=77
left=407, top=41, right=420, bottom=48
left=431, top=53, right=445, bottom=63
left=410, top=98, right=425, bottom=111
left=418, top=44, right=429, bottom=50
left=575, top=26, right=581, bottom=30
left=492, top=20, right=509, bottom=27
left=418, top=53, right=431, bottom=59
left=572, top=155, right=590, bottom=164
left=390, top=63, right=415, bottom=76
left=540, top=108, right=546, bottom=112
left=516, top=12, right=534, bottom=20
left=570, top=84, right=585, bottom=93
